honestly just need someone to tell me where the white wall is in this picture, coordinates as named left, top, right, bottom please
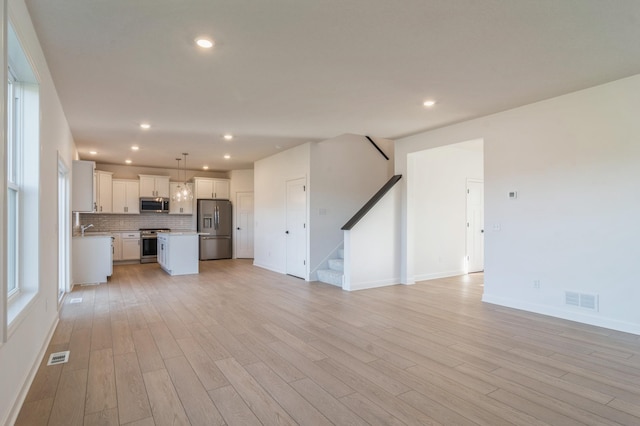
left=396, top=74, right=640, bottom=335
left=344, top=184, right=401, bottom=290
left=254, top=143, right=310, bottom=274
left=309, top=134, right=393, bottom=279
left=95, top=163, right=228, bottom=181
left=409, top=141, right=483, bottom=281
left=1, top=0, right=77, bottom=423
left=229, top=169, right=254, bottom=197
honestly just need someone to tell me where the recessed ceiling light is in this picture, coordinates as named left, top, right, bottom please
left=203, top=166, right=209, bottom=170
left=423, top=100, right=436, bottom=107
left=223, top=155, right=231, bottom=160
left=140, top=123, right=151, bottom=129
left=89, top=151, right=97, bottom=155
left=125, top=159, right=132, bottom=164
left=195, top=37, right=214, bottom=49
left=223, top=134, right=233, bottom=140
left=131, top=145, right=139, bottom=151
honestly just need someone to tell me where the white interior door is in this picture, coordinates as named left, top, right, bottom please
left=286, top=178, right=307, bottom=279
left=235, top=192, right=254, bottom=259
left=466, top=179, right=484, bottom=273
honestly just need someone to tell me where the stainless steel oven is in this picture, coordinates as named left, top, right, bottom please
left=140, top=228, right=170, bottom=263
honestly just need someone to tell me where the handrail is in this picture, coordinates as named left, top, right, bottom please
left=366, top=136, right=389, bottom=160
left=342, top=175, right=402, bottom=230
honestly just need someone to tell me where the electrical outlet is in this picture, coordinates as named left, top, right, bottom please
left=533, top=280, right=540, bottom=289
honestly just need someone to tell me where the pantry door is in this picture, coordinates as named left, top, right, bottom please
left=235, top=192, right=254, bottom=258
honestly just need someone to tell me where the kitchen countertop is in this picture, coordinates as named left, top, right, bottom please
left=158, top=230, right=202, bottom=235
left=74, top=232, right=113, bottom=238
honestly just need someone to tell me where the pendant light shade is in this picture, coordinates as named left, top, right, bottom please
left=172, top=153, right=194, bottom=202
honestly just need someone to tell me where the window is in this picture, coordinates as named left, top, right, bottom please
left=5, top=20, right=40, bottom=328
left=7, top=69, right=20, bottom=298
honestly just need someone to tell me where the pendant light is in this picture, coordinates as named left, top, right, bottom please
left=172, top=153, right=194, bottom=202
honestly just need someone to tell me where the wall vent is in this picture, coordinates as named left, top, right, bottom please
left=47, top=351, right=70, bottom=366
left=565, top=291, right=599, bottom=311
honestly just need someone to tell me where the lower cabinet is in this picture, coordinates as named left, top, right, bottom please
left=158, top=233, right=199, bottom=276
left=73, top=236, right=113, bottom=285
left=113, top=231, right=141, bottom=261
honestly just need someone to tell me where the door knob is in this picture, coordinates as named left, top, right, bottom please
left=237, top=227, right=241, bottom=230
left=285, top=231, right=289, bottom=234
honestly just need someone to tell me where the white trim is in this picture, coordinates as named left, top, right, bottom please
left=414, top=270, right=466, bottom=283
left=252, top=261, right=286, bottom=275
left=346, top=278, right=401, bottom=292
left=482, top=294, right=640, bottom=336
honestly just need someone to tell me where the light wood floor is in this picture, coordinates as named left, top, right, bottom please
left=15, top=260, right=640, bottom=425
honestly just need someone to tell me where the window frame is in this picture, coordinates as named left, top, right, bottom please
left=4, top=18, right=41, bottom=335
left=6, top=67, right=21, bottom=300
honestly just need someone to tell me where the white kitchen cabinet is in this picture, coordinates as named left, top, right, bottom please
left=194, top=177, right=230, bottom=199
left=157, top=232, right=199, bottom=276
left=72, top=235, right=113, bottom=284
left=112, top=231, right=141, bottom=261
left=94, top=170, right=113, bottom=213
left=169, top=182, right=193, bottom=214
left=112, top=179, right=140, bottom=214
left=139, top=174, right=170, bottom=198
left=122, top=239, right=140, bottom=260
left=112, top=233, right=122, bottom=260
left=72, top=160, right=95, bottom=212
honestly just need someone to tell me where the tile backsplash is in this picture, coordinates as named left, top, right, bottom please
left=77, top=213, right=194, bottom=233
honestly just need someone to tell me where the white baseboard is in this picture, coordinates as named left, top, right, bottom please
left=413, top=269, right=466, bottom=282
left=346, top=277, right=401, bottom=292
left=252, top=261, right=285, bottom=275
left=5, top=316, right=59, bottom=426
left=482, top=294, right=640, bottom=336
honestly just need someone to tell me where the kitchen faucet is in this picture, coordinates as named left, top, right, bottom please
left=80, top=224, right=94, bottom=236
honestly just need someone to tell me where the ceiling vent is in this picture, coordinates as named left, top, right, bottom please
left=47, top=351, right=70, bottom=366
left=565, top=291, right=599, bottom=311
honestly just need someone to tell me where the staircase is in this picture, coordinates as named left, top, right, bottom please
left=317, top=249, right=344, bottom=287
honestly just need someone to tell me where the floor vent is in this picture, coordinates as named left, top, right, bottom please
left=47, top=351, right=70, bottom=366
left=69, top=298, right=83, bottom=304
left=565, top=291, right=599, bottom=311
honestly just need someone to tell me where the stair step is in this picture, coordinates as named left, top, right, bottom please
left=317, top=269, right=343, bottom=287
left=328, top=258, right=344, bottom=272
left=338, top=249, right=344, bottom=259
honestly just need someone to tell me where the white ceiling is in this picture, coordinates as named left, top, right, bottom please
left=24, top=0, right=640, bottom=171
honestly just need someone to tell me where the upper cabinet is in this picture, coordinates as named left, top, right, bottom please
left=94, top=170, right=113, bottom=213
left=139, top=175, right=170, bottom=198
left=194, top=178, right=230, bottom=200
left=72, top=160, right=95, bottom=212
left=169, top=182, right=193, bottom=214
left=112, top=179, right=140, bottom=214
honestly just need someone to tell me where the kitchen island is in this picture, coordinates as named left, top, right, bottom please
left=157, top=231, right=199, bottom=275
left=72, top=233, right=113, bottom=285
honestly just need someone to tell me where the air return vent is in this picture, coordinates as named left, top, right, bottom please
left=565, top=291, right=599, bottom=311
left=47, top=351, right=70, bottom=366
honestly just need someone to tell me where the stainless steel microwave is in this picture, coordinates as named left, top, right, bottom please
left=140, top=197, right=169, bottom=213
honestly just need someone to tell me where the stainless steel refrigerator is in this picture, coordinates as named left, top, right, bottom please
left=197, top=199, right=232, bottom=260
